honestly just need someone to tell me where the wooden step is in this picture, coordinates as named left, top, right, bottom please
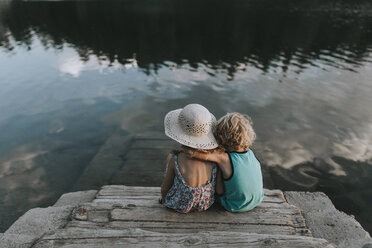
left=68, top=186, right=311, bottom=237
left=29, top=185, right=339, bottom=247
left=34, top=228, right=334, bottom=248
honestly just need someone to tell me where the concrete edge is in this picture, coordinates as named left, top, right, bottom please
left=3, top=189, right=98, bottom=248
left=3, top=206, right=74, bottom=248
left=53, top=190, right=98, bottom=207
left=284, top=191, right=372, bottom=248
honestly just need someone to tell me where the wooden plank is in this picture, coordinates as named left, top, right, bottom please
left=101, top=185, right=160, bottom=191
left=71, top=207, right=110, bottom=223
left=99, top=186, right=282, bottom=196
left=75, top=202, right=306, bottom=227
left=107, top=221, right=297, bottom=235
left=35, top=228, right=334, bottom=248
left=110, top=207, right=299, bottom=226
left=33, top=185, right=319, bottom=247
left=263, top=189, right=285, bottom=197
left=90, top=199, right=287, bottom=209
left=97, top=186, right=284, bottom=200
left=67, top=221, right=104, bottom=229
left=73, top=185, right=310, bottom=236
left=35, top=238, right=334, bottom=248
left=96, top=194, right=285, bottom=204
left=66, top=220, right=297, bottom=235
left=41, top=227, right=314, bottom=241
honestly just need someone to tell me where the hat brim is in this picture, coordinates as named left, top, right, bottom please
left=164, top=109, right=218, bottom=150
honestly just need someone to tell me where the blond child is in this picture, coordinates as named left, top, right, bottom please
left=160, top=104, right=223, bottom=213
left=188, top=112, right=263, bottom=212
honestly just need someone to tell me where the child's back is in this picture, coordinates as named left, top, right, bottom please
left=160, top=104, right=221, bottom=213
left=220, top=150, right=263, bottom=212
left=176, top=152, right=215, bottom=187
left=163, top=152, right=217, bottom=213
left=187, top=112, right=264, bottom=212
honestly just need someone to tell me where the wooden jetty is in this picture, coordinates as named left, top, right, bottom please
left=2, top=185, right=372, bottom=247
left=33, top=185, right=333, bottom=247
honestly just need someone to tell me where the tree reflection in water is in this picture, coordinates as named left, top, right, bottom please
left=1, top=0, right=372, bottom=77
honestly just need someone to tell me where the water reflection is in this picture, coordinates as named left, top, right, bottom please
left=1, top=0, right=372, bottom=77
left=0, top=0, right=372, bottom=234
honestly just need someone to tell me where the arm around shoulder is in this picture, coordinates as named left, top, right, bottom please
left=187, top=149, right=225, bottom=164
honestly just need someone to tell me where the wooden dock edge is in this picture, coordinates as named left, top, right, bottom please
left=1, top=186, right=371, bottom=248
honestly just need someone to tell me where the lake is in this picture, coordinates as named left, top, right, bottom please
left=0, top=0, right=371, bottom=233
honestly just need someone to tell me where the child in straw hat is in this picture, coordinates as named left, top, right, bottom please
left=187, top=112, right=263, bottom=212
left=160, top=104, right=223, bottom=213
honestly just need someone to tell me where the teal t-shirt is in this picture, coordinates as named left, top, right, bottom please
left=220, top=149, right=264, bottom=212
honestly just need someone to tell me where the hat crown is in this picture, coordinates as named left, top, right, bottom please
left=178, top=104, right=214, bottom=137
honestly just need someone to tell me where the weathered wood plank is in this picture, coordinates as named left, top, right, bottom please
left=67, top=221, right=104, bottom=229
left=28, top=185, right=318, bottom=248
left=83, top=186, right=309, bottom=235
left=66, top=220, right=297, bottom=235
left=35, top=228, right=334, bottom=248
left=89, top=199, right=287, bottom=209
left=35, top=238, right=334, bottom=248
left=90, top=196, right=294, bottom=214
left=71, top=206, right=110, bottom=223
left=263, top=189, right=285, bottom=196
left=95, top=195, right=285, bottom=204
left=110, top=207, right=299, bottom=226
left=97, top=186, right=284, bottom=201
left=100, top=185, right=160, bottom=191
left=73, top=202, right=306, bottom=228
left=107, top=221, right=296, bottom=235
left=98, top=186, right=282, bottom=196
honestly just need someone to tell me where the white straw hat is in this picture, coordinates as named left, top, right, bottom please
left=164, top=104, right=218, bottom=149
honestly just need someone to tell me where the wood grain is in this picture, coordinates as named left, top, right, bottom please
left=33, top=186, right=329, bottom=247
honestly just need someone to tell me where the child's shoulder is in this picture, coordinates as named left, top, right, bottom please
left=229, top=149, right=259, bottom=161
left=229, top=148, right=254, bottom=154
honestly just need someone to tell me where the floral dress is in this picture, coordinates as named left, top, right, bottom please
left=163, top=155, right=217, bottom=213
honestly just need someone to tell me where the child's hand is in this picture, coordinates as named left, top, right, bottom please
left=159, top=197, right=164, bottom=204
left=185, top=149, right=196, bottom=158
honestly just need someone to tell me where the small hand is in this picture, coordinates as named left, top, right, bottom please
left=159, top=197, right=164, bottom=204
left=184, top=149, right=195, bottom=158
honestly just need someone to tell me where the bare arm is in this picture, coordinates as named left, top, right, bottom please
left=217, top=154, right=233, bottom=180
left=160, top=154, right=175, bottom=201
left=186, top=149, right=225, bottom=164
left=188, top=149, right=232, bottom=180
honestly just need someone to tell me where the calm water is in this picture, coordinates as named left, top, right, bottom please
left=1, top=0, right=372, bottom=233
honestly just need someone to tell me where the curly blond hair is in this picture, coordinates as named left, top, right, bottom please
left=214, top=113, right=256, bottom=152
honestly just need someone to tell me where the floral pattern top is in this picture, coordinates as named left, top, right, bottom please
left=163, top=155, right=217, bottom=213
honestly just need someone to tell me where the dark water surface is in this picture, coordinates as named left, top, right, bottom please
left=1, top=0, right=372, bottom=233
